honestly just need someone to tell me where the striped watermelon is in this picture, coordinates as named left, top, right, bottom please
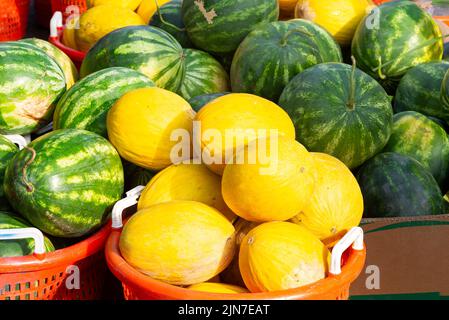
left=428, top=116, right=449, bottom=133
left=441, top=68, right=449, bottom=115
left=394, top=61, right=449, bottom=121
left=278, top=62, right=393, bottom=169
left=357, top=152, right=446, bottom=218
left=0, top=42, right=66, bottom=135
left=0, top=135, right=18, bottom=210
left=80, top=26, right=185, bottom=92
left=4, top=129, right=124, bottom=237
left=182, top=0, right=279, bottom=54
left=20, top=38, right=79, bottom=89
left=383, top=111, right=449, bottom=191
left=54, top=67, right=155, bottom=137
left=231, top=19, right=343, bottom=102
left=351, top=1, right=443, bottom=92
left=178, top=49, right=230, bottom=100
left=0, top=211, right=55, bottom=258
left=188, top=92, right=230, bottom=111
left=123, top=161, right=155, bottom=191
left=149, top=0, right=193, bottom=48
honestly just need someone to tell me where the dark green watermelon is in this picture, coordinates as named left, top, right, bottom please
left=351, top=1, right=443, bottom=92
left=178, top=49, right=229, bottom=100
left=444, top=42, right=449, bottom=61
left=182, top=0, right=279, bottom=54
left=0, top=135, right=18, bottom=210
left=394, top=61, right=449, bottom=121
left=357, top=152, right=447, bottom=218
left=383, top=111, right=449, bottom=191
left=80, top=26, right=185, bottom=92
left=149, top=0, right=193, bottom=48
left=123, top=160, right=156, bottom=191
left=0, top=211, right=54, bottom=258
left=231, top=19, right=342, bottom=102
left=428, top=116, right=449, bottom=133
left=188, top=92, right=230, bottom=112
left=4, top=129, right=124, bottom=237
left=53, top=67, right=155, bottom=137
left=278, top=62, right=393, bottom=169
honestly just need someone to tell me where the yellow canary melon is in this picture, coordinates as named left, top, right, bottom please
left=194, top=93, right=296, bottom=175
left=295, top=0, right=374, bottom=46
left=137, top=163, right=237, bottom=222
left=188, top=282, right=249, bottom=294
left=75, top=4, right=145, bottom=52
left=88, top=0, right=142, bottom=10
left=291, top=153, right=363, bottom=244
left=137, top=0, right=170, bottom=23
left=222, top=135, right=316, bottom=222
left=62, top=16, right=79, bottom=51
left=239, top=221, right=330, bottom=292
left=107, top=87, right=196, bottom=170
left=119, top=201, right=236, bottom=286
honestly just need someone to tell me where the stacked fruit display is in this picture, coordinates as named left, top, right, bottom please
left=1, top=0, right=449, bottom=298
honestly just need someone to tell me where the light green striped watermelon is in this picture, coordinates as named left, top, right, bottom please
left=352, top=1, right=443, bottom=92
left=182, top=0, right=279, bottom=54
left=278, top=62, right=393, bottom=169
left=394, top=61, right=449, bottom=121
left=231, top=19, right=343, bottom=102
left=188, top=92, right=230, bottom=112
left=178, top=49, right=229, bottom=100
left=80, top=26, right=185, bottom=92
left=0, top=42, right=66, bottom=135
left=4, top=129, right=124, bottom=237
left=0, top=135, right=18, bottom=210
left=149, top=0, right=193, bottom=48
left=54, top=67, right=155, bottom=137
left=20, top=38, right=79, bottom=89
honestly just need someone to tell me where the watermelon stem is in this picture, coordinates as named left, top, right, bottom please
left=279, top=27, right=314, bottom=46
left=153, top=0, right=186, bottom=33
left=347, top=56, right=357, bottom=111
left=22, top=146, right=36, bottom=193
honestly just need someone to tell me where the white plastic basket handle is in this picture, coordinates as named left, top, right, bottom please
left=330, top=226, right=364, bottom=275
left=111, top=186, right=145, bottom=229
left=0, top=227, right=46, bottom=255
left=50, top=11, right=63, bottom=38
left=4, top=134, right=29, bottom=150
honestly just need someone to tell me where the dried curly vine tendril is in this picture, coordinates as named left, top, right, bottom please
left=153, top=0, right=185, bottom=32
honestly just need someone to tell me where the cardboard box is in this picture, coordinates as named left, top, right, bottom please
left=349, top=215, right=449, bottom=300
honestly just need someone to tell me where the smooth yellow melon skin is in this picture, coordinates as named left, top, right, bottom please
left=188, top=282, right=249, bottom=294
left=222, top=135, right=316, bottom=222
left=195, top=93, right=296, bottom=175
left=107, top=87, right=196, bottom=171
left=137, top=0, right=170, bottom=23
left=119, top=201, right=236, bottom=286
left=88, top=0, right=143, bottom=10
left=239, top=221, right=330, bottom=292
left=62, top=16, right=79, bottom=51
left=291, top=153, right=363, bottom=244
left=137, top=163, right=237, bottom=222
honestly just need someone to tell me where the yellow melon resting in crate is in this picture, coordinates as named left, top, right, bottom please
left=137, top=0, right=170, bottom=23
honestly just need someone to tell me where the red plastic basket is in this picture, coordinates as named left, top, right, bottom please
left=0, top=223, right=111, bottom=300
left=0, top=0, right=30, bottom=41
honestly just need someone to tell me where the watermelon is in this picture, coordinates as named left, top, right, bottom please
left=4, top=129, right=124, bottom=237
left=149, top=0, right=193, bottom=48
left=0, top=135, right=18, bottom=210
left=428, top=116, right=449, bottom=133
left=20, top=38, right=79, bottom=89
left=182, top=0, right=279, bottom=54
left=178, top=49, right=230, bottom=100
left=383, top=111, right=449, bottom=191
left=80, top=26, right=185, bottom=92
left=0, top=42, right=66, bottom=135
left=0, top=211, right=55, bottom=258
left=123, top=161, right=155, bottom=191
left=278, top=62, right=393, bottom=169
left=444, top=42, right=449, bottom=61
left=231, top=19, right=343, bottom=102
left=351, top=1, right=443, bottom=92
left=394, top=61, right=449, bottom=121
left=54, top=67, right=155, bottom=137
left=356, top=152, right=446, bottom=218
left=188, top=92, right=230, bottom=112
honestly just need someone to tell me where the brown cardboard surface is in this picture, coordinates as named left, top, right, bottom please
left=350, top=214, right=449, bottom=298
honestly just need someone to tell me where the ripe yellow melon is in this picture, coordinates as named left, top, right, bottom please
left=239, top=221, right=330, bottom=292
left=88, top=0, right=142, bottom=10
left=107, top=87, right=196, bottom=170
left=119, top=201, right=236, bottom=286
left=222, top=135, right=316, bottom=222
left=137, top=163, right=236, bottom=222
left=75, top=4, right=145, bottom=52
left=188, top=282, right=249, bottom=294
left=291, top=153, right=363, bottom=244
left=137, top=0, right=170, bottom=23
left=62, top=16, right=79, bottom=51
left=194, top=93, right=295, bottom=175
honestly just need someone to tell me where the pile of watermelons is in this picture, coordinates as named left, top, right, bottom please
left=1, top=0, right=449, bottom=260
